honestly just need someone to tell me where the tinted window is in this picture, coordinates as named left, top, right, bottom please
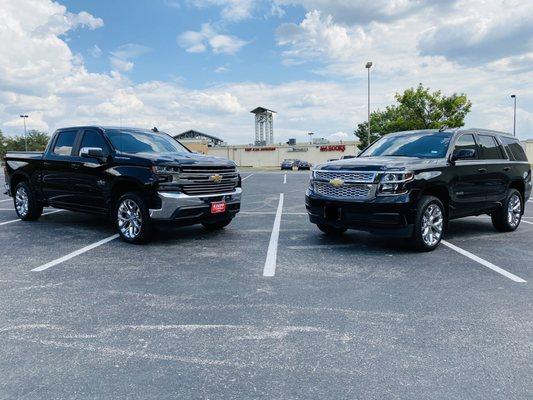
left=359, top=132, right=452, bottom=158
left=106, top=129, right=189, bottom=154
left=478, top=135, right=504, bottom=159
left=52, top=130, right=77, bottom=156
left=79, top=130, right=109, bottom=155
left=453, top=134, right=477, bottom=156
left=500, top=136, right=528, bottom=161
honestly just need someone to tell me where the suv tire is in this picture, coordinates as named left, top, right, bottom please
left=14, top=181, right=43, bottom=221
left=115, top=192, right=153, bottom=244
left=491, top=188, right=522, bottom=232
left=317, top=223, right=347, bottom=235
left=202, top=218, right=233, bottom=231
left=412, top=195, right=445, bottom=252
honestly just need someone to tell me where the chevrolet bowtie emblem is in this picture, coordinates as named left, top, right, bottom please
left=329, top=178, right=344, bottom=187
left=210, top=174, right=223, bottom=183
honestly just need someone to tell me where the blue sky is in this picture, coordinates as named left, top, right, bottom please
left=1, top=0, right=532, bottom=143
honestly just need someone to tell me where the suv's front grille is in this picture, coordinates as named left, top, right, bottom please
left=180, top=165, right=238, bottom=196
left=314, top=182, right=374, bottom=200
left=314, top=170, right=376, bottom=183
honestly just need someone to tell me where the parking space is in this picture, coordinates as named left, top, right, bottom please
left=0, top=171, right=532, bottom=399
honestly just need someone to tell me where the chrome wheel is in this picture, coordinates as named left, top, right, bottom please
left=117, top=199, right=142, bottom=239
left=421, top=204, right=443, bottom=247
left=507, top=193, right=521, bottom=228
left=15, top=186, right=29, bottom=217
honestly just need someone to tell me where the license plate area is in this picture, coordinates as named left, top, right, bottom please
left=324, top=205, right=341, bottom=221
left=210, top=201, right=227, bottom=214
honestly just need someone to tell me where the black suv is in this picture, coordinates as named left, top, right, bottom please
left=306, top=129, right=531, bottom=251
left=4, top=126, right=242, bottom=243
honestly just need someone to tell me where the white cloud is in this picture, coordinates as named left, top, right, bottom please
left=178, top=24, right=247, bottom=55
left=66, top=10, right=104, bottom=30
left=274, top=0, right=455, bottom=25
left=276, top=10, right=365, bottom=63
left=185, top=0, right=255, bottom=21
left=88, top=44, right=102, bottom=58
left=108, top=43, right=151, bottom=72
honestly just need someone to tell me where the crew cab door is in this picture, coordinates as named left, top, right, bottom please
left=449, top=133, right=487, bottom=217
left=69, top=129, right=111, bottom=213
left=476, top=134, right=510, bottom=206
left=41, top=129, right=81, bottom=206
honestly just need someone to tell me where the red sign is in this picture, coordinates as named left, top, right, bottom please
left=245, top=147, right=276, bottom=152
left=210, top=201, right=226, bottom=214
left=320, top=145, right=346, bottom=152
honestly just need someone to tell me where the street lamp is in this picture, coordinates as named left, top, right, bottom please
left=365, top=62, right=373, bottom=146
left=19, top=114, right=28, bottom=151
left=511, top=95, right=516, bottom=137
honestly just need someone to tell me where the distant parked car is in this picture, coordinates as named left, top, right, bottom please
left=297, top=160, right=312, bottom=170
left=281, top=159, right=299, bottom=170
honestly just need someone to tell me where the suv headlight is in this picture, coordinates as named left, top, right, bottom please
left=377, top=171, right=414, bottom=196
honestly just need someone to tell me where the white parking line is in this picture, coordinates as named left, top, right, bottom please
left=0, top=198, right=12, bottom=203
left=287, top=244, right=355, bottom=250
left=262, top=193, right=284, bottom=277
left=0, top=210, right=63, bottom=226
left=32, top=234, right=119, bottom=272
left=283, top=174, right=287, bottom=184
left=441, top=240, right=526, bottom=283
left=521, top=220, right=533, bottom=225
left=242, top=174, right=254, bottom=181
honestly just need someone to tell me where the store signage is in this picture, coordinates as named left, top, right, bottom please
left=320, top=145, right=346, bottom=152
left=245, top=147, right=276, bottom=152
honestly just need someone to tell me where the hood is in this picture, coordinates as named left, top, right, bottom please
left=119, top=151, right=236, bottom=167
left=317, top=156, right=446, bottom=171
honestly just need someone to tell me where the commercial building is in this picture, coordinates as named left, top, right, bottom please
left=208, top=142, right=359, bottom=168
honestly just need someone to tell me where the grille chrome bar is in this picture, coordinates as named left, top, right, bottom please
left=314, top=182, right=376, bottom=200
left=314, top=170, right=378, bottom=183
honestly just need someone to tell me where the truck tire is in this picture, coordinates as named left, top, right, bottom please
left=491, top=188, right=522, bottom=232
left=14, top=181, right=43, bottom=221
left=115, top=192, right=153, bottom=244
left=202, top=218, right=233, bottom=230
left=317, top=223, right=347, bottom=235
left=412, top=195, right=445, bottom=252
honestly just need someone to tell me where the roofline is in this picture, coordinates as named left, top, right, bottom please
left=174, top=130, right=224, bottom=142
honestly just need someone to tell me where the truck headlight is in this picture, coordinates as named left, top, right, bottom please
left=152, top=165, right=180, bottom=182
left=377, top=171, right=414, bottom=196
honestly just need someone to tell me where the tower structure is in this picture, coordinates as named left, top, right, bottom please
left=251, top=107, right=276, bottom=146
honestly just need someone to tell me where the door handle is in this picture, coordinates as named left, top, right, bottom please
left=70, top=163, right=80, bottom=169
left=477, top=168, right=487, bottom=173
left=503, top=166, right=511, bottom=172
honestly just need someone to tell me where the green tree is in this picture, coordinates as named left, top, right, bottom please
left=355, top=84, right=472, bottom=150
left=5, top=130, right=51, bottom=152
left=0, top=130, right=8, bottom=160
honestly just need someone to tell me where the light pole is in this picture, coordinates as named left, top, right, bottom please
left=19, top=114, right=28, bottom=151
left=511, top=95, right=516, bottom=137
left=365, top=62, right=373, bottom=146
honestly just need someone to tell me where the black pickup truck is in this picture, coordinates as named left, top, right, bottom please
left=306, top=129, right=531, bottom=251
left=3, top=126, right=242, bottom=243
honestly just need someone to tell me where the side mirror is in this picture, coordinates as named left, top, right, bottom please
left=451, top=148, right=476, bottom=162
left=80, top=147, right=105, bottom=159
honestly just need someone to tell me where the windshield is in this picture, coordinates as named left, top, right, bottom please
left=359, top=132, right=452, bottom=158
left=106, top=129, right=189, bottom=154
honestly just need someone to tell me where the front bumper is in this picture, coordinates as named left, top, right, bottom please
left=305, top=188, right=417, bottom=237
left=149, top=187, right=242, bottom=222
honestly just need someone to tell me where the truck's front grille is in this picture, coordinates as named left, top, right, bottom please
left=180, top=166, right=238, bottom=196
left=314, top=170, right=376, bottom=183
left=314, top=182, right=374, bottom=200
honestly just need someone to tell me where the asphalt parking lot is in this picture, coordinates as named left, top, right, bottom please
left=1, top=171, right=532, bottom=399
